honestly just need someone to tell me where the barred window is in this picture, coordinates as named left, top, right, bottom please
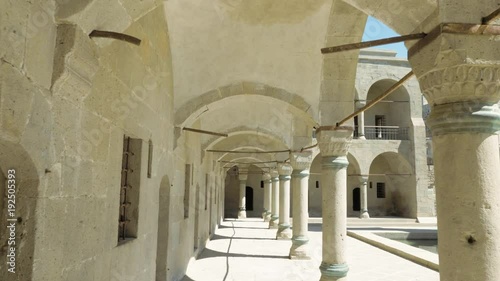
left=184, top=164, right=191, bottom=218
left=118, top=136, right=142, bottom=244
left=377, top=182, right=386, bottom=198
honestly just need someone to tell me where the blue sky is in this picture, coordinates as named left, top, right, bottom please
left=362, top=16, right=407, bottom=58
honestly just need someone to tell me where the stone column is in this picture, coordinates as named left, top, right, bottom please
left=237, top=173, right=247, bottom=219
left=355, top=101, right=366, bottom=140
left=269, top=170, right=280, bottom=229
left=359, top=176, right=369, bottom=219
left=317, top=128, right=353, bottom=281
left=262, top=173, right=272, bottom=221
left=409, top=13, right=500, bottom=280
left=276, top=163, right=293, bottom=239
left=289, top=152, right=313, bottom=259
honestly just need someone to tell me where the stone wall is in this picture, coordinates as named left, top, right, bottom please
left=0, top=2, right=222, bottom=280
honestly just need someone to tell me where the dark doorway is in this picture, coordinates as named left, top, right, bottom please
left=375, top=115, right=386, bottom=139
left=246, top=186, right=254, bottom=211
left=353, top=187, right=361, bottom=211
left=354, top=116, right=359, bottom=138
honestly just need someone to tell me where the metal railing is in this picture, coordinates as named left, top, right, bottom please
left=355, top=126, right=409, bottom=140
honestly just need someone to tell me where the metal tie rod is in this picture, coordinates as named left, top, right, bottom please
left=183, top=127, right=228, bottom=137
left=321, top=33, right=426, bottom=54
left=336, top=71, right=414, bottom=128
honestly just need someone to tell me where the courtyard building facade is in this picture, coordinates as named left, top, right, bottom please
left=0, top=1, right=499, bottom=281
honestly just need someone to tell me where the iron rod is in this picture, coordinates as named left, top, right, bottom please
left=89, top=30, right=141, bottom=46
left=321, top=33, right=426, bottom=54
left=336, top=71, right=414, bottom=128
left=483, top=7, right=500, bottom=24
left=207, top=149, right=289, bottom=154
left=183, top=127, right=228, bottom=137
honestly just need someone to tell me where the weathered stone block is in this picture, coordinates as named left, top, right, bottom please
left=0, top=64, right=35, bottom=140
left=24, top=2, right=57, bottom=89
left=0, top=0, right=30, bottom=68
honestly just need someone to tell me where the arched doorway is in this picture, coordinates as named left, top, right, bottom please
left=368, top=152, right=414, bottom=217
left=352, top=188, right=361, bottom=211
left=155, top=175, right=171, bottom=281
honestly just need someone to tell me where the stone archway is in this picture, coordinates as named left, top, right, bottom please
left=368, top=152, right=413, bottom=217
left=155, top=175, right=171, bottom=281
left=365, top=79, right=411, bottom=140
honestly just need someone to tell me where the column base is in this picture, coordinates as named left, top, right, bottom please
left=276, top=224, right=292, bottom=240
left=358, top=135, right=366, bottom=140
left=359, top=211, right=370, bottom=219
left=269, top=216, right=279, bottom=229
left=289, top=236, right=310, bottom=260
left=262, top=211, right=267, bottom=220
left=319, top=263, right=349, bottom=281
left=238, top=210, right=246, bottom=219
left=264, top=212, right=272, bottom=222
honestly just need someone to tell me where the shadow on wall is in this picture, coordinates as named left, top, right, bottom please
left=0, top=139, right=39, bottom=281
left=155, top=175, right=171, bottom=281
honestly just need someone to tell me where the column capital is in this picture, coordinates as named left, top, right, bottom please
left=290, top=151, right=313, bottom=171
left=270, top=170, right=279, bottom=181
left=418, top=64, right=500, bottom=106
left=355, top=100, right=366, bottom=108
left=408, top=28, right=500, bottom=106
left=316, top=128, right=353, bottom=157
left=238, top=173, right=248, bottom=181
left=358, top=175, right=369, bottom=183
left=262, top=173, right=272, bottom=182
left=278, top=163, right=292, bottom=180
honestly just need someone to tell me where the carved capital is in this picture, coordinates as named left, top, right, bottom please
left=418, top=65, right=500, bottom=106
left=238, top=173, right=248, bottom=181
left=316, top=128, right=353, bottom=157
left=262, top=173, right=272, bottom=182
left=355, top=100, right=366, bottom=108
left=270, top=170, right=279, bottom=181
left=277, top=163, right=293, bottom=177
left=358, top=176, right=369, bottom=184
left=290, top=152, right=313, bottom=171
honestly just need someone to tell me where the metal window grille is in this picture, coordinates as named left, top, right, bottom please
left=205, top=174, right=208, bottom=210
left=184, top=164, right=191, bottom=218
left=119, top=136, right=132, bottom=242
left=377, top=182, right=386, bottom=198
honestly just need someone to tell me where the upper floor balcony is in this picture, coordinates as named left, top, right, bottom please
left=354, top=126, right=409, bottom=140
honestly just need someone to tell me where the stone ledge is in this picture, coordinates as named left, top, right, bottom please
left=347, top=230, right=439, bottom=272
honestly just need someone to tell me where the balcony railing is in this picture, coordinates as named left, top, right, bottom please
left=355, top=126, right=409, bottom=140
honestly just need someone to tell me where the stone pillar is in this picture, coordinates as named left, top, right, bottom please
left=237, top=173, right=247, bottom=219
left=262, top=173, right=272, bottom=221
left=276, top=163, right=293, bottom=240
left=355, top=101, right=366, bottom=140
left=409, top=11, right=500, bottom=280
left=269, top=170, right=280, bottom=229
left=359, top=176, right=369, bottom=219
left=316, top=128, right=353, bottom=281
left=289, top=152, right=313, bottom=259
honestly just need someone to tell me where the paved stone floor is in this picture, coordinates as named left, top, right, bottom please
left=182, top=218, right=439, bottom=281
